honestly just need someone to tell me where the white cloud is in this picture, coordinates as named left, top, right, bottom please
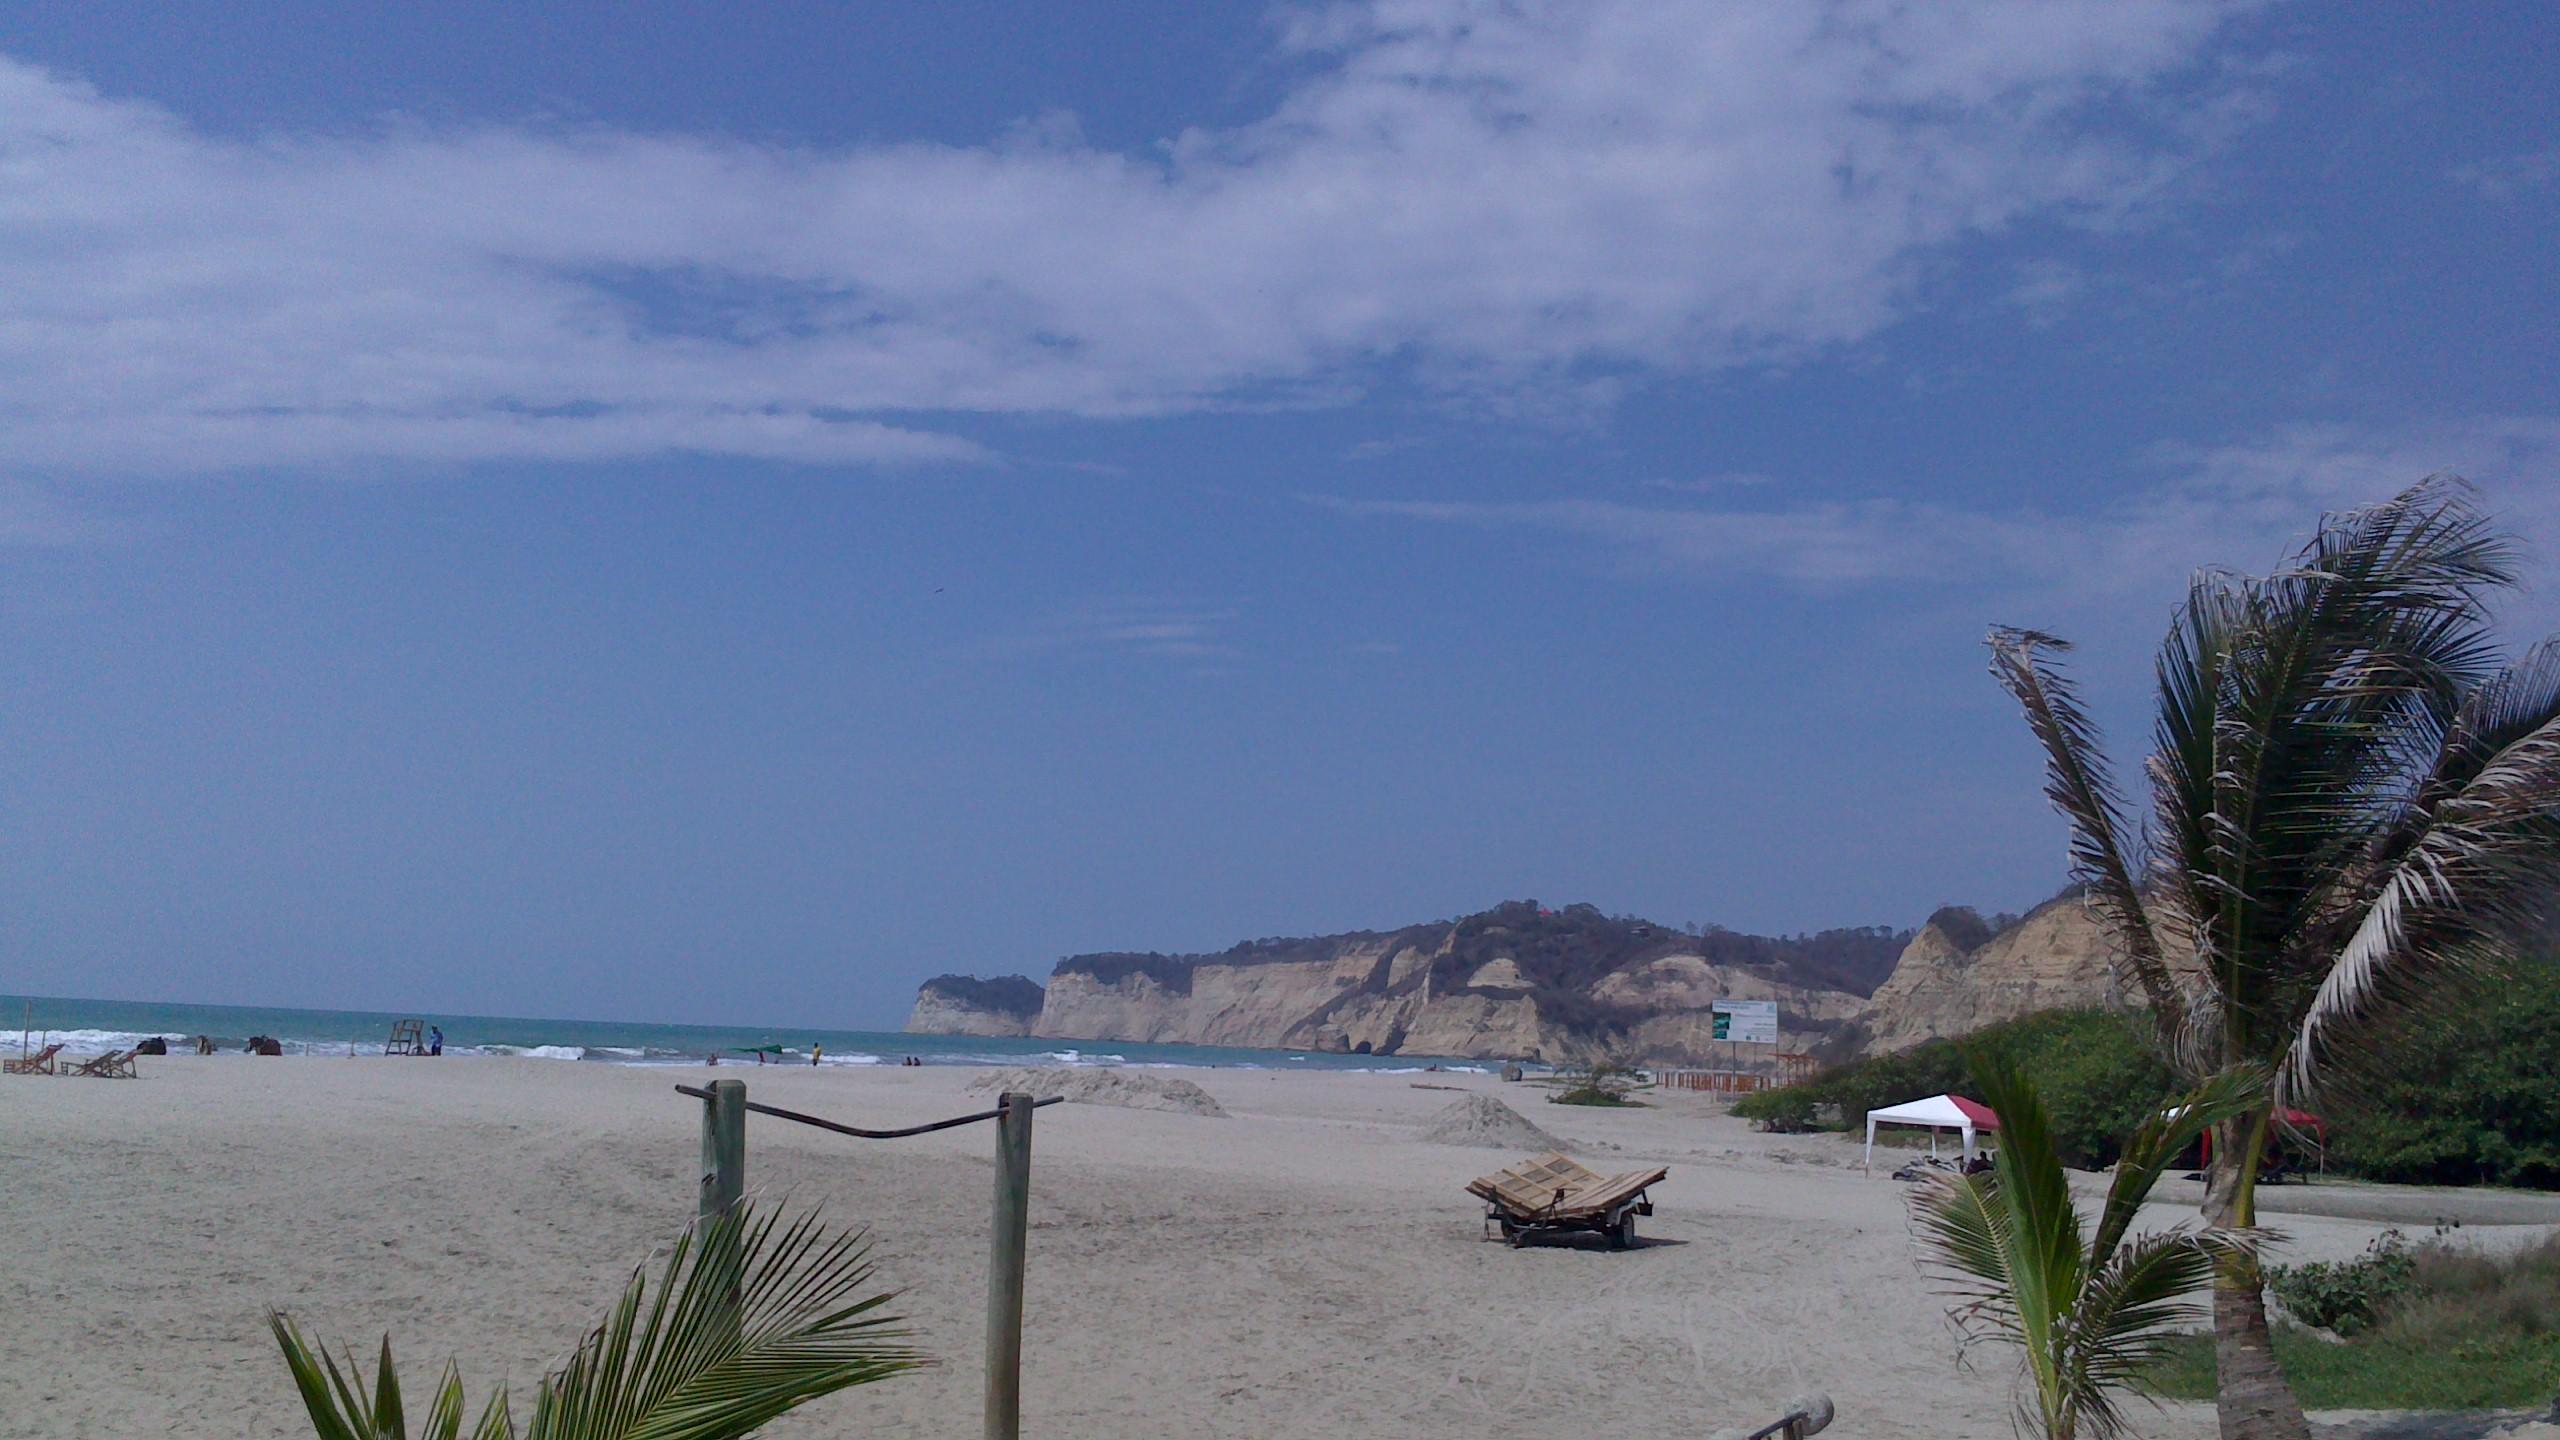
left=1004, top=600, right=1244, bottom=667
left=1316, top=415, right=2560, bottom=607
left=2451, top=147, right=2560, bottom=203
left=2003, top=258, right=2090, bottom=328
left=0, top=0, right=2251, bottom=474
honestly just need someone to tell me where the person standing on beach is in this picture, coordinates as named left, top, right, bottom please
left=811, top=1044, right=822, bottom=1066
left=428, top=1025, right=443, bottom=1056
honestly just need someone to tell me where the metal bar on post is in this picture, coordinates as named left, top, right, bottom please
left=984, top=1091, right=1034, bottom=1440
left=700, top=1078, right=746, bottom=1222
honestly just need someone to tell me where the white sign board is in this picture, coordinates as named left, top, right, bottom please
left=1711, top=999, right=1780, bottom=1045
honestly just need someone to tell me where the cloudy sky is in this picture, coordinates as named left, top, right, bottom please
left=5, top=2, right=2555, bottom=1026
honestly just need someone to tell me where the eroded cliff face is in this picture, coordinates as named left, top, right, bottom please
left=1854, top=898, right=2126, bottom=1053
left=908, top=896, right=2138, bottom=1063
left=913, top=903, right=1915, bottom=1063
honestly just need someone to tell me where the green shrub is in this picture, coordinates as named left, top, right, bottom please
left=1730, top=1009, right=2179, bottom=1167
left=2270, top=1231, right=2416, bottom=1335
left=1732, top=1087, right=1821, bottom=1132
left=2324, top=962, right=2560, bottom=1189
left=2147, top=1232, right=2560, bottom=1409
left=1548, top=1062, right=1645, bottom=1107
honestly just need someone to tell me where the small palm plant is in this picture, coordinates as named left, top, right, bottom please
left=270, top=1202, right=922, bottom=1440
left=1911, top=1056, right=2260, bottom=1440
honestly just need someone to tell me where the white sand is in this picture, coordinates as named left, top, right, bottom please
left=1418, top=1092, right=1566, bottom=1150
left=5, top=1057, right=2554, bottom=1440
left=966, top=1066, right=1227, bottom=1116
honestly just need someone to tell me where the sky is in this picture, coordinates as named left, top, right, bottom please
left=3, top=2, right=2556, bottom=1028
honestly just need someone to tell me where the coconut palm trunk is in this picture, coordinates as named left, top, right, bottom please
left=1988, top=477, right=2560, bottom=1440
left=2204, top=1112, right=2304, bottom=1440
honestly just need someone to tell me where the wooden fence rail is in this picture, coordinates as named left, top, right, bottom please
left=673, top=1081, right=1063, bottom=1440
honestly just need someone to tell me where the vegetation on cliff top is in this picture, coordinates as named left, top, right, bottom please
left=916, top=973, right=1045, bottom=1018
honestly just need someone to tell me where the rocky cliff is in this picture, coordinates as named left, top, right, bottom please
left=907, top=893, right=2142, bottom=1063
left=907, top=974, right=1045, bottom=1037
left=1850, top=896, right=2126, bottom=1053
left=907, top=901, right=1886, bottom=1064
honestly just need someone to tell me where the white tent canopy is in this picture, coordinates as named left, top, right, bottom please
left=1864, top=1093, right=2001, bottom=1170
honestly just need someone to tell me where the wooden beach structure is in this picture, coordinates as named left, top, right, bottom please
left=5, top=1041, right=65, bottom=1075
left=1468, top=1151, right=1668, bottom=1249
left=1653, top=1050, right=1819, bottom=1094
left=678, top=1078, right=1062, bottom=1440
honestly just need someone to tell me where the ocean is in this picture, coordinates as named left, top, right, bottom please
left=0, top=993, right=1490, bottom=1073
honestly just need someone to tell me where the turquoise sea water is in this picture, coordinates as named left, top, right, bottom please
left=0, top=993, right=1487, bottom=1072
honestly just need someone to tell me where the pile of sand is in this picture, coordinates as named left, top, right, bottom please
left=967, top=1067, right=1228, bottom=1117
left=1420, top=1093, right=1567, bottom=1150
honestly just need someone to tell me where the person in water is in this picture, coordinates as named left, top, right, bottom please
left=428, top=1025, right=444, bottom=1056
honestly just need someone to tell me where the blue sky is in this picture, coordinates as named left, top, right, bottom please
left=3, top=3, right=2555, bottom=1028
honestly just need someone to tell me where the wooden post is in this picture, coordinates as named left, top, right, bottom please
left=984, top=1091, right=1034, bottom=1440
left=700, top=1078, right=746, bottom=1221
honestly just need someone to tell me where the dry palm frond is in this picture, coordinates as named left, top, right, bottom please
left=1987, top=628, right=2191, bottom=1043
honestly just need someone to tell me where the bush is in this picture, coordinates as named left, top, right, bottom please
left=1730, top=1009, right=2180, bottom=1167
left=2147, top=1232, right=2560, bottom=1409
left=1732, top=1087, right=1821, bottom=1132
left=2271, top=1231, right=2416, bottom=1335
left=2325, top=961, right=2560, bottom=1189
left=1548, top=1062, right=1645, bottom=1107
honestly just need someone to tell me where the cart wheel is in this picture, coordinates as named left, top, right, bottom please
left=1608, top=1213, right=1636, bottom=1250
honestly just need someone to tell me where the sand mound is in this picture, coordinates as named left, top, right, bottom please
left=1420, top=1094, right=1567, bottom=1150
left=967, top=1067, right=1227, bottom=1117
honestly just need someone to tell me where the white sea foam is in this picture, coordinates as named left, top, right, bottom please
left=5, top=1028, right=177, bottom=1053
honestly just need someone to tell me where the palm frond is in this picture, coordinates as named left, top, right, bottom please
left=2066, top=1230, right=2253, bottom=1440
left=272, top=1202, right=922, bottom=1440
left=1910, top=1169, right=2027, bottom=1341
left=2184, top=479, right=2513, bottom=1057
left=1968, top=1052, right=2087, bottom=1328
left=2281, top=641, right=2560, bottom=1100
left=2088, top=1065, right=2262, bottom=1266
left=2145, top=574, right=2251, bottom=1073
left=1988, top=627, right=2190, bottom=1039
left=1912, top=1061, right=2254, bottom=1440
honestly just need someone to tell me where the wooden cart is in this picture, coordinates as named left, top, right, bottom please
left=1468, top=1152, right=1667, bottom=1249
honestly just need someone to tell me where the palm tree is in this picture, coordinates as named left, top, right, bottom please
left=271, top=1201, right=923, bottom=1439
left=1911, top=1056, right=2260, bottom=1440
left=1987, top=476, right=2560, bottom=1439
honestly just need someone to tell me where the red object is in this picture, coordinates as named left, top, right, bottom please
left=2200, top=1108, right=2326, bottom=1162
left=1949, top=1095, right=2002, bottom=1130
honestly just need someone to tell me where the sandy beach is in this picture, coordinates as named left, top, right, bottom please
left=7, top=1058, right=2554, bottom=1440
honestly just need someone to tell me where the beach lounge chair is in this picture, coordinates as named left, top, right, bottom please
left=66, top=1049, right=137, bottom=1078
left=4, top=1042, right=65, bottom=1075
left=1468, top=1151, right=1668, bottom=1249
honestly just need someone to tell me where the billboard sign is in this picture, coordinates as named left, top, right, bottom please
left=1710, top=999, right=1780, bottom=1045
